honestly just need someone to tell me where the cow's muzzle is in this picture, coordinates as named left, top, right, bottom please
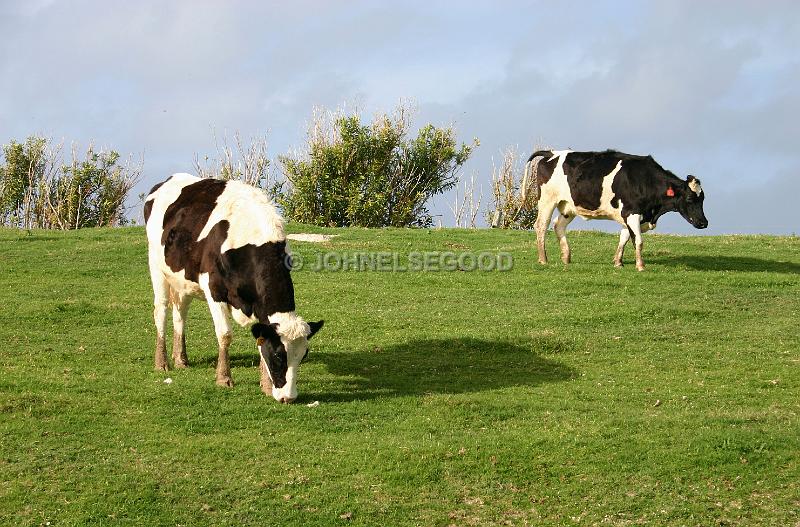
left=273, top=385, right=298, bottom=404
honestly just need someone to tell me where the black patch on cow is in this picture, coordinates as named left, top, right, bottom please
left=164, top=219, right=230, bottom=285
left=213, top=240, right=296, bottom=320
left=143, top=199, right=155, bottom=223
left=160, top=178, right=296, bottom=317
left=251, top=322, right=288, bottom=388
left=143, top=178, right=169, bottom=224
left=161, top=179, right=227, bottom=246
left=161, top=179, right=227, bottom=282
left=146, top=179, right=166, bottom=197
left=561, top=151, right=625, bottom=211
left=528, top=150, right=557, bottom=186
left=607, top=152, right=688, bottom=224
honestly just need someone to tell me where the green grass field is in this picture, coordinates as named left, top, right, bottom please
left=1, top=226, right=798, bottom=526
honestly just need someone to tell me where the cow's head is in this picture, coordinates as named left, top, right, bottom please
left=251, top=319, right=324, bottom=403
left=675, top=175, right=708, bottom=229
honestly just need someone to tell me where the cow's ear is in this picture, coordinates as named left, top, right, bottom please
left=251, top=322, right=280, bottom=340
left=307, top=320, right=324, bottom=339
left=686, top=175, right=696, bottom=183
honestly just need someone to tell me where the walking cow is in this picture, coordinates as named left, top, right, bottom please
left=525, top=149, right=708, bottom=270
left=144, top=173, right=323, bottom=403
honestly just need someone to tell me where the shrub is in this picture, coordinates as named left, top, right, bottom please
left=487, top=146, right=538, bottom=229
left=449, top=173, right=483, bottom=228
left=0, top=136, right=141, bottom=229
left=0, top=137, right=48, bottom=228
left=279, top=104, right=476, bottom=227
left=194, top=130, right=283, bottom=200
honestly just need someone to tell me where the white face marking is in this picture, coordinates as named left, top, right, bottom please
left=269, top=338, right=307, bottom=402
left=688, top=178, right=702, bottom=196
left=283, top=336, right=309, bottom=368
left=266, top=311, right=312, bottom=402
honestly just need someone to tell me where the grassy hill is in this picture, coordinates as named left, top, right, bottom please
left=1, top=226, right=798, bottom=526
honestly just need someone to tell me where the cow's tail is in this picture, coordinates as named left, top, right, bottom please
left=521, top=152, right=546, bottom=206
left=168, top=285, right=179, bottom=308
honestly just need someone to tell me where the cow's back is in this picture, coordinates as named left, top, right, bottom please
left=537, top=150, right=673, bottom=218
left=144, top=174, right=292, bottom=316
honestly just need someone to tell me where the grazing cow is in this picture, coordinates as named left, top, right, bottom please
left=144, top=173, right=323, bottom=403
left=525, top=149, right=708, bottom=271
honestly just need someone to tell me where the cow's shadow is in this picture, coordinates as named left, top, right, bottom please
left=651, top=255, right=800, bottom=274
left=308, top=337, right=577, bottom=402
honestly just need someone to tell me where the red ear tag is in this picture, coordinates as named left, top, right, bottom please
left=666, top=187, right=675, bottom=197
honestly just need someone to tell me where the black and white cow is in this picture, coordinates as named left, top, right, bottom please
left=526, top=149, right=708, bottom=270
left=144, top=173, right=323, bottom=403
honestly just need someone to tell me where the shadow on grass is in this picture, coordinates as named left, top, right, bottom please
left=312, top=337, right=577, bottom=402
left=651, top=255, right=800, bottom=274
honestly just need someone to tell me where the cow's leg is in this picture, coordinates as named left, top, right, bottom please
left=260, top=356, right=273, bottom=395
left=625, top=214, right=645, bottom=271
left=151, top=274, right=170, bottom=371
left=535, top=200, right=557, bottom=265
left=553, top=211, right=575, bottom=264
left=206, top=300, right=234, bottom=387
left=170, top=290, right=191, bottom=368
left=614, top=227, right=631, bottom=268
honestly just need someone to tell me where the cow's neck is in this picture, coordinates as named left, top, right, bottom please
left=644, top=199, right=677, bottom=225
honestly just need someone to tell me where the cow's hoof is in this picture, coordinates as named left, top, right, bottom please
left=614, top=261, right=623, bottom=268
left=174, top=360, right=188, bottom=369
left=216, top=376, right=234, bottom=388
left=154, top=363, right=169, bottom=372
left=538, top=260, right=548, bottom=265
left=636, top=265, right=645, bottom=272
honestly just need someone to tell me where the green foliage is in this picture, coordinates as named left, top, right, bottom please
left=0, top=137, right=48, bottom=226
left=279, top=107, right=476, bottom=227
left=488, top=147, right=538, bottom=229
left=0, top=136, right=140, bottom=229
left=0, top=227, right=798, bottom=526
left=56, top=148, right=133, bottom=228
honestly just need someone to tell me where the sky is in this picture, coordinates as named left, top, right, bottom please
left=1, top=0, right=798, bottom=234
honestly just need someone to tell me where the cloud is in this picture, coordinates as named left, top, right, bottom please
left=0, top=1, right=798, bottom=234
left=419, top=1, right=800, bottom=233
